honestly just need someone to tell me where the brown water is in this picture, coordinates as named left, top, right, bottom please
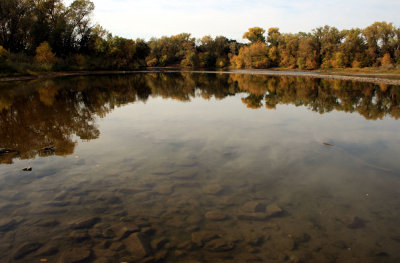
left=0, top=73, right=400, bottom=263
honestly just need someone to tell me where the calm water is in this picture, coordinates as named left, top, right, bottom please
left=0, top=73, right=400, bottom=263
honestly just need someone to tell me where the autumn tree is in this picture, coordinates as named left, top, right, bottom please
left=0, top=45, right=9, bottom=63
left=243, top=27, right=266, bottom=43
left=297, top=35, right=319, bottom=69
left=267, top=27, right=281, bottom=47
left=340, top=28, right=366, bottom=67
left=381, top=53, right=393, bottom=67
left=35, top=41, right=57, bottom=65
left=231, top=42, right=269, bottom=69
left=278, top=34, right=299, bottom=68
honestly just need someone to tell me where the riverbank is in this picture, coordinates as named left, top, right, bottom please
left=1, top=69, right=400, bottom=86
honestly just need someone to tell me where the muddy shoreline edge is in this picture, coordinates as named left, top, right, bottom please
left=1, top=69, right=400, bottom=86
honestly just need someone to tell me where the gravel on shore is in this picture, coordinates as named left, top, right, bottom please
left=1, top=69, right=400, bottom=86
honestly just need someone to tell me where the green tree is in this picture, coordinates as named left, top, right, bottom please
left=0, top=0, right=33, bottom=52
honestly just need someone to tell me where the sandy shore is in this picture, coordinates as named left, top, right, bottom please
left=1, top=69, right=400, bottom=86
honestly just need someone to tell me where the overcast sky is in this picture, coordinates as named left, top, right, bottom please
left=69, top=0, right=400, bottom=41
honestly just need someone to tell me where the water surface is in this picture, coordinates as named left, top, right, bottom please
left=0, top=73, right=400, bottom=262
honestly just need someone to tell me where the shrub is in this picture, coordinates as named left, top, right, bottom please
left=34, top=42, right=57, bottom=66
left=0, top=46, right=9, bottom=62
left=381, top=53, right=393, bottom=68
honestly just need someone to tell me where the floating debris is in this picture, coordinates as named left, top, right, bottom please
left=22, top=167, right=32, bottom=171
left=322, top=142, right=334, bottom=146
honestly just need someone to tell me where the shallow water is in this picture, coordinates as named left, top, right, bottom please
left=0, top=73, right=400, bottom=263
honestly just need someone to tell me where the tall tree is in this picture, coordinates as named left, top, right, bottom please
left=243, top=27, right=266, bottom=43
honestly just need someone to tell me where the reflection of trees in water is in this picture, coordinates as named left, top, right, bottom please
left=232, top=74, right=400, bottom=120
left=1, top=73, right=399, bottom=163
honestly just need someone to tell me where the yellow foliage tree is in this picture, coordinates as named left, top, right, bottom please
left=0, top=45, right=8, bottom=63
left=243, top=27, right=266, bottom=43
left=34, top=42, right=57, bottom=65
left=333, top=52, right=346, bottom=68
left=352, top=60, right=362, bottom=68
left=381, top=53, right=392, bottom=67
left=231, top=42, right=270, bottom=69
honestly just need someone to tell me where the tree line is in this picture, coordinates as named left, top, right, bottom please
left=0, top=0, right=399, bottom=74
left=232, top=24, right=400, bottom=69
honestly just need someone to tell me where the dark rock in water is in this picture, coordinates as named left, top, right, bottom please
left=205, top=211, right=228, bottom=221
left=245, top=233, right=265, bottom=247
left=135, top=218, right=151, bottom=228
left=97, top=240, right=112, bottom=249
left=142, top=256, right=156, bottom=263
left=92, top=258, right=111, bottom=263
left=202, top=184, right=224, bottom=195
left=250, top=248, right=261, bottom=254
left=13, top=242, right=42, bottom=259
left=91, top=225, right=116, bottom=239
left=117, top=187, right=150, bottom=195
left=176, top=241, right=194, bottom=251
left=293, top=233, right=311, bottom=244
left=141, top=227, right=155, bottom=235
left=0, top=218, right=22, bottom=232
left=275, top=237, right=295, bottom=251
left=347, top=216, right=365, bottom=229
left=70, top=217, right=100, bottom=229
left=101, top=228, right=116, bottom=239
left=391, top=234, right=400, bottom=243
left=237, top=213, right=267, bottom=221
left=178, top=160, right=198, bottom=168
left=45, top=201, right=71, bottom=207
left=242, top=201, right=266, bottom=213
left=54, top=191, right=68, bottom=201
left=60, top=248, right=92, bottom=263
left=151, top=169, right=176, bottom=176
left=123, top=233, right=150, bottom=260
left=154, top=185, right=175, bottom=195
left=69, top=230, right=90, bottom=242
left=22, top=167, right=32, bottom=171
left=191, top=231, right=219, bottom=246
left=204, top=238, right=235, bottom=252
left=331, top=240, right=348, bottom=249
left=266, top=204, right=283, bottom=217
left=36, top=219, right=60, bottom=227
left=338, top=216, right=366, bottom=229
left=151, top=237, right=169, bottom=251
left=96, top=193, right=122, bottom=204
left=35, top=245, right=59, bottom=256
left=372, top=250, right=390, bottom=257
left=154, top=250, right=168, bottom=261
left=112, top=224, right=140, bottom=240
left=109, top=242, right=125, bottom=251
left=170, top=171, right=197, bottom=179
left=174, top=249, right=186, bottom=257
left=0, top=201, right=30, bottom=211
left=186, top=215, right=203, bottom=225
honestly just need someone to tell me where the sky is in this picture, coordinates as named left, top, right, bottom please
left=67, top=0, right=400, bottom=41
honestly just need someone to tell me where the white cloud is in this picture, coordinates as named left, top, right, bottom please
left=66, top=0, right=400, bottom=41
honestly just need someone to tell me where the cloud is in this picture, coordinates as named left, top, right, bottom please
left=66, top=0, right=400, bottom=41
